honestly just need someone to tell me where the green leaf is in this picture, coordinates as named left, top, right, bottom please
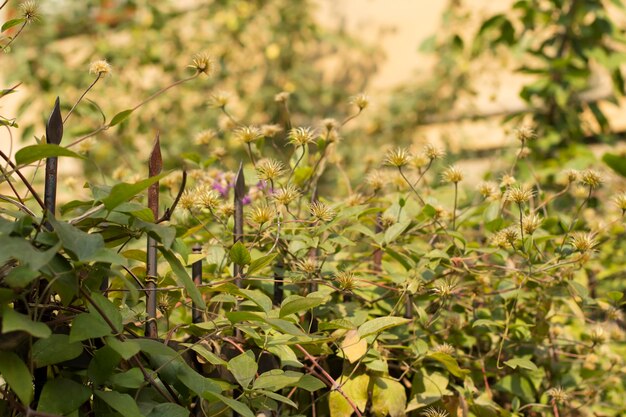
left=329, top=374, right=369, bottom=417
left=230, top=241, right=251, bottom=266
left=384, top=220, right=410, bottom=245
left=69, top=313, right=112, bottom=342
left=427, top=352, right=468, bottom=378
left=105, top=337, right=140, bottom=360
left=495, top=374, right=535, bottom=403
left=203, top=392, right=254, bottom=417
left=2, top=18, right=25, bottom=32
left=147, top=403, right=189, bottom=417
left=371, top=376, right=407, bottom=417
left=49, top=217, right=105, bottom=262
left=255, top=389, right=298, bottom=408
left=253, top=370, right=302, bottom=391
left=32, top=334, right=83, bottom=367
left=109, top=109, right=134, bottom=126
left=89, top=293, right=123, bottom=333
left=227, top=350, right=257, bottom=389
left=1, top=306, right=51, bottom=338
left=0, top=351, right=32, bottom=405
left=504, top=357, right=538, bottom=371
left=15, top=144, right=84, bottom=166
left=247, top=253, right=277, bottom=275
left=101, top=172, right=169, bottom=211
left=95, top=390, right=144, bottom=417
left=357, top=316, right=410, bottom=338
left=279, top=296, right=325, bottom=317
left=110, top=368, right=144, bottom=389
left=297, top=374, right=326, bottom=392
left=160, top=248, right=206, bottom=309
left=603, top=153, right=626, bottom=178
left=38, top=379, right=91, bottom=415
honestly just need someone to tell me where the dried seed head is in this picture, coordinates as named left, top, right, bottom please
left=614, top=192, right=626, bottom=214
left=423, top=143, right=445, bottom=160
left=500, top=174, right=517, bottom=187
left=522, top=213, right=543, bottom=235
left=441, top=165, right=464, bottom=184
left=384, top=148, right=412, bottom=168
left=198, top=188, right=221, bottom=211
left=309, top=201, right=336, bottom=222
left=20, top=1, right=40, bottom=23
left=335, top=271, right=355, bottom=291
left=505, top=184, right=534, bottom=204
left=248, top=204, right=275, bottom=226
left=194, top=129, right=217, bottom=145
left=345, top=193, right=365, bottom=207
left=589, top=326, right=606, bottom=344
left=412, top=153, right=430, bottom=169
left=579, top=169, right=603, bottom=189
left=562, top=169, right=580, bottom=183
left=288, top=127, right=317, bottom=147
left=89, top=60, right=112, bottom=77
left=256, top=158, right=285, bottom=181
left=515, top=126, right=536, bottom=143
left=260, top=124, right=283, bottom=138
left=217, top=202, right=235, bottom=217
left=570, top=232, right=598, bottom=253
left=272, top=185, right=301, bottom=206
left=296, top=258, right=318, bottom=275
left=189, top=52, right=218, bottom=76
left=432, top=343, right=455, bottom=355
left=208, top=90, right=231, bottom=108
left=380, top=213, right=397, bottom=228
left=477, top=181, right=499, bottom=199
left=546, top=387, right=569, bottom=404
left=431, top=278, right=458, bottom=298
left=422, top=407, right=449, bottom=417
left=366, top=170, right=387, bottom=191
left=349, top=93, right=370, bottom=110
left=492, top=226, right=520, bottom=248
left=212, top=146, right=226, bottom=159
left=517, top=147, right=531, bottom=159
left=322, top=118, right=339, bottom=132
left=234, top=126, right=263, bottom=144
left=274, top=91, right=290, bottom=102
left=179, top=191, right=197, bottom=211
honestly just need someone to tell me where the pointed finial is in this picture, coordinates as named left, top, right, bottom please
left=46, top=97, right=63, bottom=145
left=234, top=161, right=246, bottom=201
left=149, top=132, right=162, bottom=177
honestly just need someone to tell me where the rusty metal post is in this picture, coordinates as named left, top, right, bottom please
left=145, top=133, right=162, bottom=338
left=233, top=162, right=246, bottom=288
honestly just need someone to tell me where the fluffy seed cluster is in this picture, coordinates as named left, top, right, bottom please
left=89, top=60, right=112, bottom=77
left=256, top=158, right=285, bottom=181
left=579, top=169, right=603, bottom=189
left=261, top=124, right=283, bottom=137
left=477, top=181, right=499, bottom=199
left=614, top=192, right=626, bottom=214
left=198, top=188, right=221, bottom=211
left=20, top=1, right=39, bottom=23
left=189, top=52, right=217, bottom=76
left=515, top=126, right=536, bottom=143
left=288, top=127, right=317, bottom=147
left=234, top=126, right=263, bottom=144
left=432, top=343, right=455, bottom=355
left=335, top=271, right=355, bottom=291
left=194, top=129, right=217, bottom=145
left=309, top=201, right=336, bottom=222
left=422, top=407, right=449, bottom=417
left=423, top=143, right=445, bottom=160
left=207, top=91, right=231, bottom=109
left=322, top=118, right=339, bottom=132
left=431, top=278, right=458, bottom=298
left=505, top=184, right=534, bottom=204
left=522, top=213, right=543, bottom=235
left=272, top=185, right=300, bottom=206
left=441, top=165, right=463, bottom=184
left=349, top=93, right=370, bottom=110
left=547, top=387, right=569, bottom=404
left=247, top=204, right=275, bottom=226
left=492, top=226, right=520, bottom=247
left=296, top=258, right=318, bottom=275
left=366, top=170, right=387, bottom=191
left=570, top=232, right=598, bottom=253
left=274, top=92, right=290, bottom=102
left=384, top=148, right=412, bottom=168
left=563, top=169, right=579, bottom=183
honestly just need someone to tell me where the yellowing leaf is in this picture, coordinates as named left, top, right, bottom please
left=329, top=373, right=370, bottom=417
left=341, top=329, right=368, bottom=363
left=371, top=376, right=406, bottom=417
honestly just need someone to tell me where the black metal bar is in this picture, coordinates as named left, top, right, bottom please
left=191, top=244, right=203, bottom=325
left=273, top=258, right=284, bottom=305
left=145, top=133, right=162, bottom=339
left=233, top=162, right=245, bottom=288
left=44, top=97, right=63, bottom=216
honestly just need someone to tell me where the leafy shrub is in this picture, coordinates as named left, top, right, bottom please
left=2, top=2, right=626, bottom=417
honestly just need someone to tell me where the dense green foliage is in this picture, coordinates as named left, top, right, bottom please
left=2, top=1, right=626, bottom=417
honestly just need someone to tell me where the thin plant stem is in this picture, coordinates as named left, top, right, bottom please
left=452, top=182, right=458, bottom=230
left=63, top=74, right=102, bottom=124
left=2, top=21, right=27, bottom=52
